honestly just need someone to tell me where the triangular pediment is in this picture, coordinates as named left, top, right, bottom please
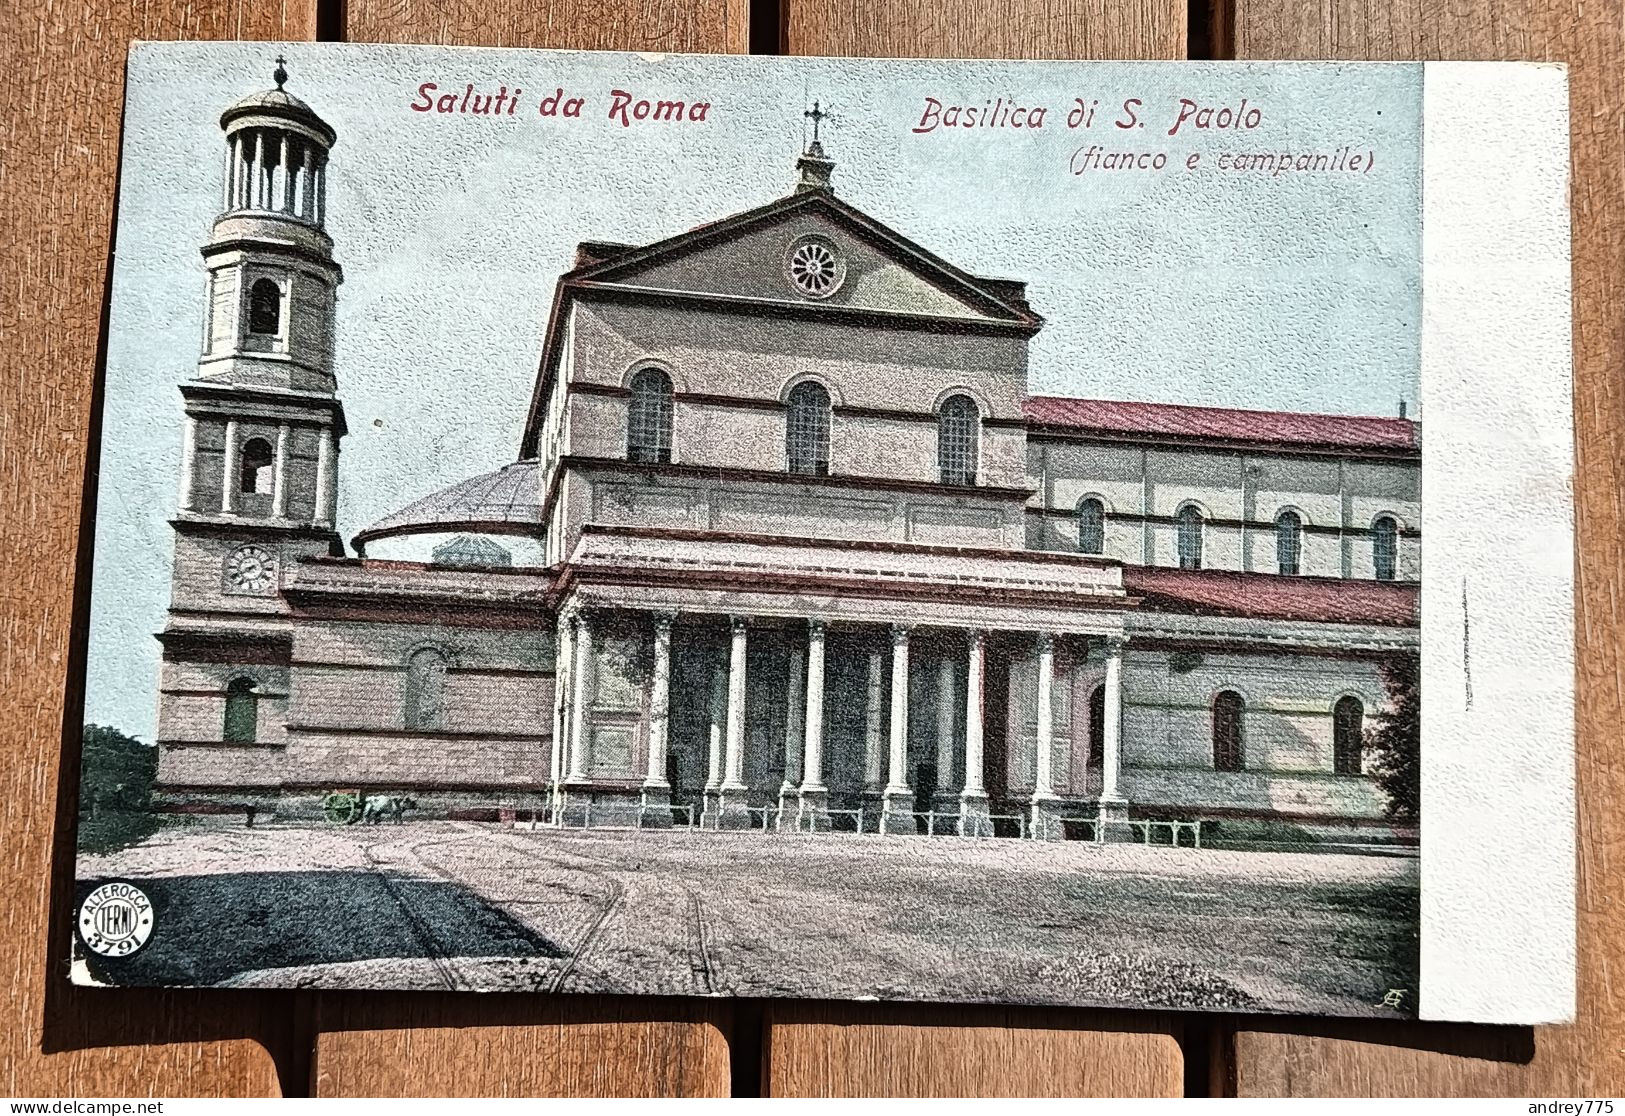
left=568, top=192, right=1040, bottom=327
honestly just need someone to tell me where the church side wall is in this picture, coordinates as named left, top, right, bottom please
left=273, top=617, right=555, bottom=816
left=998, top=644, right=1391, bottom=822
left=1028, top=438, right=1421, bottom=579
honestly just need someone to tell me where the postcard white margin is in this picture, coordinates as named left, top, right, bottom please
left=1420, top=60, right=1575, bottom=1024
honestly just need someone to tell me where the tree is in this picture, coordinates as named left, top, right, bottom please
left=1365, top=653, right=1420, bottom=823
left=78, top=724, right=158, bottom=853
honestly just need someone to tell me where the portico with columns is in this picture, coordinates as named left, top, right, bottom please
left=548, top=527, right=1134, bottom=838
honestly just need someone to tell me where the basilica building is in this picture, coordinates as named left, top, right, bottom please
left=154, top=69, right=1421, bottom=841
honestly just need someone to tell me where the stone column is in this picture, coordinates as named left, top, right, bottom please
left=300, top=145, right=315, bottom=220
left=778, top=637, right=805, bottom=826
left=278, top=134, right=291, bottom=213
left=701, top=654, right=725, bottom=828
left=934, top=654, right=957, bottom=813
left=798, top=620, right=831, bottom=831
left=559, top=613, right=595, bottom=825
left=641, top=612, right=674, bottom=827
left=1097, top=634, right=1132, bottom=838
left=567, top=615, right=593, bottom=781
left=881, top=625, right=915, bottom=834
left=1031, top=632, right=1063, bottom=840
left=862, top=645, right=885, bottom=795
left=959, top=629, right=992, bottom=836
left=221, top=419, right=240, bottom=514
left=252, top=131, right=265, bottom=208
left=717, top=615, right=752, bottom=829
left=549, top=615, right=571, bottom=820
left=177, top=416, right=199, bottom=512
left=270, top=422, right=291, bottom=518
left=314, top=428, right=337, bottom=527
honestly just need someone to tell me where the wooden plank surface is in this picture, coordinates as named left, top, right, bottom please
left=312, top=996, right=729, bottom=1096
left=1225, top=0, right=1625, bottom=1096
left=344, top=0, right=749, bottom=51
left=784, top=0, right=1186, bottom=60
left=305, top=0, right=749, bottom=1097
left=772, top=0, right=1189, bottom=1095
left=767, top=1004, right=1185, bottom=1097
left=0, top=0, right=317, bottom=1098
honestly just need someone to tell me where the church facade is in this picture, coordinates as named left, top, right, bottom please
left=153, top=71, right=1422, bottom=841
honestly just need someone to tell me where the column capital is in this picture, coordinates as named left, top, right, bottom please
left=890, top=623, right=911, bottom=646
left=1036, top=631, right=1055, bottom=654
left=807, top=617, right=827, bottom=639
left=729, top=614, right=750, bottom=635
left=1104, top=634, right=1128, bottom=656
left=651, top=610, right=676, bottom=633
left=966, top=627, right=986, bottom=649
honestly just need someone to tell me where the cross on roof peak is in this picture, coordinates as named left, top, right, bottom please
left=804, top=100, right=831, bottom=146
left=273, top=55, right=288, bottom=90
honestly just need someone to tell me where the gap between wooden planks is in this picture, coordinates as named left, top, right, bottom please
left=1216, top=0, right=1625, bottom=1097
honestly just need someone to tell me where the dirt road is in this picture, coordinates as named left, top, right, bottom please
left=76, top=822, right=1419, bottom=1016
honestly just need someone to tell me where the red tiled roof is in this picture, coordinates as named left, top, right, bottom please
left=1023, top=396, right=1417, bottom=453
left=1123, top=565, right=1419, bottom=626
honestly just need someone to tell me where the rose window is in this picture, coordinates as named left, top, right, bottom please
left=785, top=237, right=845, bottom=298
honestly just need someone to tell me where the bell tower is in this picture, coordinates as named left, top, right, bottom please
left=794, top=100, right=835, bottom=193
left=169, top=58, right=346, bottom=614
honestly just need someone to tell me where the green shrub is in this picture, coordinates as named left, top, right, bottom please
left=1202, top=818, right=1322, bottom=848
left=76, top=724, right=159, bottom=855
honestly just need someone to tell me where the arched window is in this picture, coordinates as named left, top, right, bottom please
left=1078, top=497, right=1105, bottom=555
left=239, top=437, right=274, bottom=494
left=223, top=677, right=258, bottom=743
left=785, top=380, right=832, bottom=476
left=937, top=394, right=980, bottom=486
left=1177, top=505, right=1204, bottom=570
left=1213, top=690, right=1244, bottom=772
left=1333, top=696, right=1365, bottom=775
left=404, top=647, right=449, bottom=731
left=626, top=367, right=673, bottom=464
left=248, top=278, right=282, bottom=336
left=1088, top=683, right=1105, bottom=768
left=1373, top=516, right=1399, bottom=582
left=1276, top=510, right=1303, bottom=575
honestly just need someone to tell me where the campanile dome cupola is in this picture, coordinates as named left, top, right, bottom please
left=217, top=57, right=337, bottom=227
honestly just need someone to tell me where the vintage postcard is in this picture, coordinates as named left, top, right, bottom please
left=71, top=44, right=1573, bottom=1024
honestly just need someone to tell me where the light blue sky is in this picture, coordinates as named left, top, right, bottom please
left=87, top=45, right=1422, bottom=739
